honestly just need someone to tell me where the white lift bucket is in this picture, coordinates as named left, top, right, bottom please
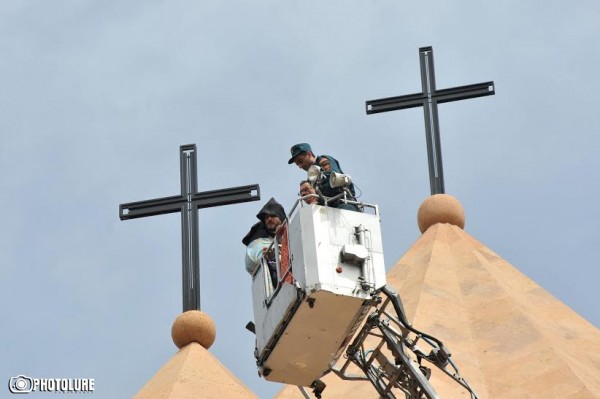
left=251, top=201, right=386, bottom=387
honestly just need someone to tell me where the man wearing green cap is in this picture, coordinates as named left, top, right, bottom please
left=288, top=143, right=358, bottom=211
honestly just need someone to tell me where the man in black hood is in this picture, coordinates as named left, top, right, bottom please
left=242, top=198, right=286, bottom=279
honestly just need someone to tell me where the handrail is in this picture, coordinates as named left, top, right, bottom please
left=255, top=221, right=296, bottom=306
left=289, top=196, right=380, bottom=220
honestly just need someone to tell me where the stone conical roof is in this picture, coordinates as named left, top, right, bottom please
left=275, top=194, right=600, bottom=398
left=135, top=310, right=258, bottom=399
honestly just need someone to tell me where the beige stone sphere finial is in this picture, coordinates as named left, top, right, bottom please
left=417, top=194, right=465, bottom=233
left=171, top=310, right=216, bottom=349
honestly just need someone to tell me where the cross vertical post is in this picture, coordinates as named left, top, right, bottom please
left=119, top=144, right=260, bottom=311
left=420, top=48, right=445, bottom=194
left=180, top=145, right=200, bottom=310
left=366, top=46, right=495, bottom=195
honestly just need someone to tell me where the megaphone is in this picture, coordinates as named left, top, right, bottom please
left=329, top=172, right=352, bottom=188
left=307, top=165, right=322, bottom=184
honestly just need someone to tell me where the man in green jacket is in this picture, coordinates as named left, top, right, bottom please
left=288, top=143, right=358, bottom=211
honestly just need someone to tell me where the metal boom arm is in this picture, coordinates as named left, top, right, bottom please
left=331, top=286, right=479, bottom=399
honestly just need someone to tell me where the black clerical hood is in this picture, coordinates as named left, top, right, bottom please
left=256, top=197, right=286, bottom=223
left=242, top=198, right=286, bottom=246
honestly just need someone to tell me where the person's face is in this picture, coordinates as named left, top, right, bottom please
left=264, top=214, right=282, bottom=233
left=318, top=157, right=331, bottom=172
left=294, top=151, right=315, bottom=171
left=300, top=182, right=317, bottom=204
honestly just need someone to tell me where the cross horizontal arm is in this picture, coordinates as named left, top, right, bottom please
left=366, top=91, right=426, bottom=114
left=119, top=194, right=186, bottom=220
left=435, top=81, right=495, bottom=104
left=119, top=184, right=261, bottom=220
left=366, top=81, right=494, bottom=115
left=192, top=184, right=261, bottom=209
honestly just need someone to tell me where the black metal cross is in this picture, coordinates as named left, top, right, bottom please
left=366, top=46, right=495, bottom=195
left=119, top=144, right=260, bottom=312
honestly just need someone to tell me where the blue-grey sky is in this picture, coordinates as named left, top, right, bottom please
left=1, top=2, right=599, bottom=398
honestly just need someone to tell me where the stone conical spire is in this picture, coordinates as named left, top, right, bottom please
left=135, top=310, right=258, bottom=399
left=275, top=194, right=600, bottom=398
